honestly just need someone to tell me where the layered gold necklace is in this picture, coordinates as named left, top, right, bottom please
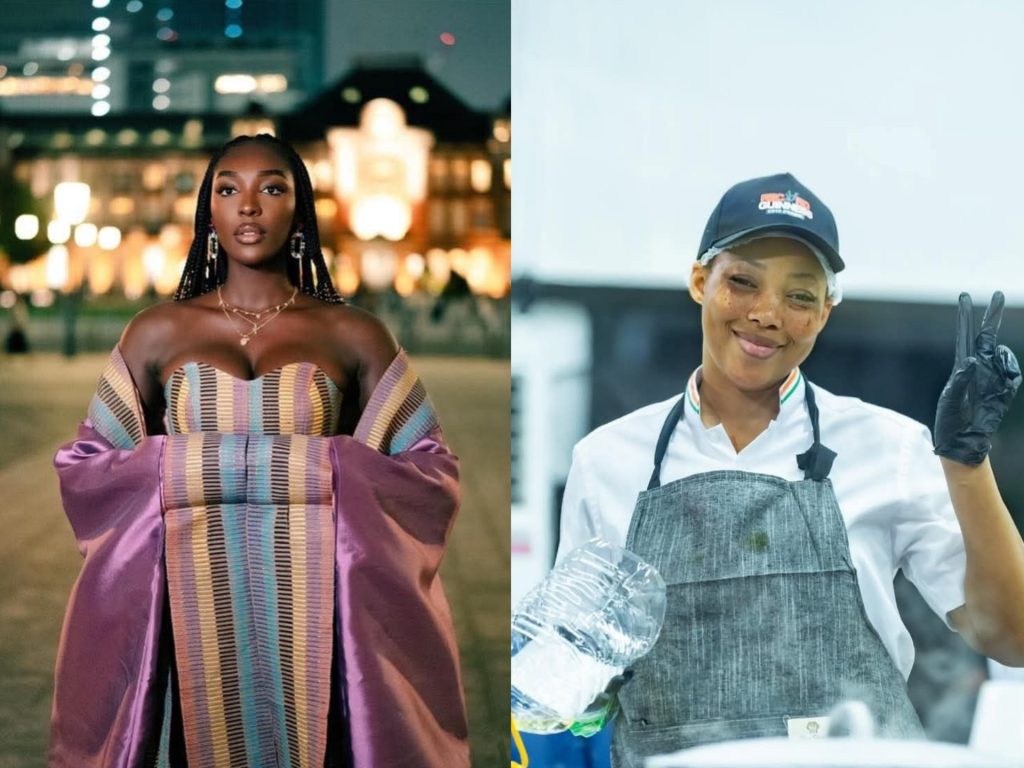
left=217, top=286, right=298, bottom=346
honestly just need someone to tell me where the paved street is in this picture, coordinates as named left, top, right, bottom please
left=0, top=352, right=510, bottom=767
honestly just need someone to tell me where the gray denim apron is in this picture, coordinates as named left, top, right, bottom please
left=611, top=381, right=923, bottom=767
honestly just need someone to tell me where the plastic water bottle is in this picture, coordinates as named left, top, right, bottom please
left=511, top=538, right=667, bottom=734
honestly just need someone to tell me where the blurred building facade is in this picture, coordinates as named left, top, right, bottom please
left=0, top=57, right=511, bottom=355
left=0, top=0, right=323, bottom=116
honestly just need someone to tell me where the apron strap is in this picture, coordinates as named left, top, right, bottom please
left=647, top=374, right=837, bottom=490
left=795, top=381, right=837, bottom=481
left=647, top=394, right=689, bottom=490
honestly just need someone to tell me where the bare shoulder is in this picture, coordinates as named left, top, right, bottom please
left=119, top=296, right=213, bottom=384
left=118, top=301, right=179, bottom=371
left=116, top=300, right=198, bottom=419
left=317, top=301, right=399, bottom=372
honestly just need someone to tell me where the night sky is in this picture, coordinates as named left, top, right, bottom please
left=326, top=0, right=510, bottom=111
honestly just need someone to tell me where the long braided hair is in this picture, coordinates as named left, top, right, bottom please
left=173, top=133, right=344, bottom=304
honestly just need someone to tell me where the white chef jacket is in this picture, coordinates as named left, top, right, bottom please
left=557, top=367, right=968, bottom=680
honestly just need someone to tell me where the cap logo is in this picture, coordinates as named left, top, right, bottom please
left=758, top=190, right=813, bottom=221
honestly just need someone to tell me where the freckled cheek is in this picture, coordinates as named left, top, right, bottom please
left=709, top=288, right=746, bottom=318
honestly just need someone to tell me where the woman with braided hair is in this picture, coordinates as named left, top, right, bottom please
left=49, top=134, right=470, bottom=767
left=131, top=133, right=379, bottom=437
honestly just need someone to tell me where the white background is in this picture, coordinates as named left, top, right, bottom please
left=512, top=0, right=1024, bottom=304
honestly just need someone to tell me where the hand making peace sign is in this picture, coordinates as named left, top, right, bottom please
left=934, top=292, right=1022, bottom=465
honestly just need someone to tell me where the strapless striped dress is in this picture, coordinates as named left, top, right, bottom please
left=159, top=361, right=343, bottom=768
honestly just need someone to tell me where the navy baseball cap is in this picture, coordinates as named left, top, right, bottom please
left=697, top=172, right=844, bottom=274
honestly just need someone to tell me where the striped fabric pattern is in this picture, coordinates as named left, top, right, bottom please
left=353, top=349, right=440, bottom=455
left=87, top=346, right=145, bottom=449
left=161, top=363, right=338, bottom=767
left=164, top=362, right=341, bottom=437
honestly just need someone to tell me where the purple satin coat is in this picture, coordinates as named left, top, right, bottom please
left=51, top=418, right=469, bottom=767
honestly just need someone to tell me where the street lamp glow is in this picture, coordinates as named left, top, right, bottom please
left=54, top=182, right=91, bottom=224
left=46, top=245, right=70, bottom=289
left=92, top=47, right=111, bottom=62
left=74, top=223, right=99, bottom=248
left=92, top=17, right=111, bottom=32
left=92, top=83, right=110, bottom=100
left=47, top=220, right=71, bottom=244
left=92, top=66, right=111, bottom=82
left=92, top=34, right=111, bottom=48
left=142, top=244, right=165, bottom=284
left=91, top=101, right=111, bottom=116
left=406, top=252, right=425, bottom=279
left=8, top=265, right=31, bottom=294
left=14, top=214, right=39, bottom=240
left=97, top=226, right=122, bottom=250
left=92, top=0, right=110, bottom=7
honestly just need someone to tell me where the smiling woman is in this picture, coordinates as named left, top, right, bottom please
left=49, top=134, right=470, bottom=768
left=554, top=172, right=1024, bottom=767
left=689, top=239, right=833, bottom=451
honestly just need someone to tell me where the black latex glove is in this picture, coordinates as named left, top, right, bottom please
left=933, top=292, right=1022, bottom=465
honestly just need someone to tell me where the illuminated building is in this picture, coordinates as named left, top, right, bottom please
left=0, top=59, right=510, bottom=310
